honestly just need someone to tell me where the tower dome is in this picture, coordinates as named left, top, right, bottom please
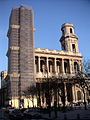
left=61, top=23, right=74, bottom=36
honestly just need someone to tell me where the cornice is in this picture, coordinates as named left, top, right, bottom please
left=35, top=48, right=82, bottom=58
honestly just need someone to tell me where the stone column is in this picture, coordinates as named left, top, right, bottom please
left=62, top=59, right=64, bottom=73
left=38, top=56, right=41, bottom=72
left=74, top=85, right=77, bottom=102
left=46, top=57, right=49, bottom=72
left=69, top=59, right=72, bottom=74
left=64, top=82, right=67, bottom=105
left=72, top=85, right=75, bottom=102
left=54, top=58, right=57, bottom=73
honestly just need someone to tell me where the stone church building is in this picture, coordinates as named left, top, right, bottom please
left=1, top=5, right=86, bottom=108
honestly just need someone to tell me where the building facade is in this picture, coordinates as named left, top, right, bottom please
left=0, top=71, right=7, bottom=107
left=1, top=5, right=88, bottom=108
left=34, top=23, right=83, bottom=107
left=1, top=70, right=7, bottom=88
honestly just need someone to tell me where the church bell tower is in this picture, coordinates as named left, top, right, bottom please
left=60, top=23, right=79, bottom=53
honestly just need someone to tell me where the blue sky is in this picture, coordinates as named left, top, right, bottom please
left=0, top=0, right=90, bottom=72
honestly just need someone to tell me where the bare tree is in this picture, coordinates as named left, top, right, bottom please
left=83, top=58, right=90, bottom=76
left=75, top=72, right=88, bottom=109
left=83, top=59, right=90, bottom=106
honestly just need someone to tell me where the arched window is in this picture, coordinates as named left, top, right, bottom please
left=70, top=28, right=72, bottom=33
left=74, top=62, right=79, bottom=73
left=72, top=44, right=76, bottom=52
left=77, top=91, right=81, bottom=101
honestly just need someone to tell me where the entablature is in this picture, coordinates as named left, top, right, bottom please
left=35, top=48, right=82, bottom=59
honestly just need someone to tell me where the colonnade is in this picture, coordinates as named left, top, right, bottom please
left=36, top=81, right=84, bottom=107
left=35, top=56, right=81, bottom=74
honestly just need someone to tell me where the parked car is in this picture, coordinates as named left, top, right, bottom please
left=6, top=107, right=15, bottom=113
left=9, top=109, right=24, bottom=120
left=24, top=108, right=42, bottom=119
left=20, top=108, right=27, bottom=113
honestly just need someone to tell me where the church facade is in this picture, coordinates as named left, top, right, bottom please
left=1, top=5, right=87, bottom=108
left=34, top=23, right=83, bottom=108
